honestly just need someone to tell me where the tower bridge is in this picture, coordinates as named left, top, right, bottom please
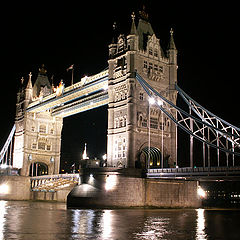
left=0, top=8, right=240, bottom=205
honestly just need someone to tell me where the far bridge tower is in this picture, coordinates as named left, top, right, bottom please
left=107, top=9, right=178, bottom=168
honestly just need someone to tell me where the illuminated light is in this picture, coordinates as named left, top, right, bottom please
left=81, top=76, right=89, bottom=85
left=157, top=162, right=160, bottom=166
left=0, top=184, right=9, bottom=194
left=197, top=186, right=206, bottom=198
left=0, top=164, right=8, bottom=169
left=150, top=162, right=153, bottom=166
left=55, top=80, right=65, bottom=96
left=102, top=154, right=107, bottom=160
left=105, top=175, right=117, bottom=191
left=89, top=174, right=94, bottom=184
left=157, top=99, right=163, bottom=106
left=103, top=84, right=108, bottom=91
left=149, top=97, right=155, bottom=105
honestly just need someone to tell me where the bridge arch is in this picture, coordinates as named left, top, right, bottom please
left=29, top=162, right=48, bottom=176
left=139, top=146, right=163, bottom=168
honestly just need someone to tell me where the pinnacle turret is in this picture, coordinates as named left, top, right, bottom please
left=26, top=72, right=33, bottom=89
left=169, top=28, right=176, bottom=50
left=130, top=12, right=137, bottom=35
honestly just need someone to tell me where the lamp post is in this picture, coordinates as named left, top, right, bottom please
left=148, top=97, right=155, bottom=169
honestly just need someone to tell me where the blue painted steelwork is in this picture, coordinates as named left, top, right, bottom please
left=136, top=72, right=240, bottom=158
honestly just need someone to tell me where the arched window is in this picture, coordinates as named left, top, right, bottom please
left=39, top=124, right=46, bottom=133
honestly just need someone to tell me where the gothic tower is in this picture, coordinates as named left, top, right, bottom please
left=13, top=65, right=63, bottom=176
left=107, top=10, right=178, bottom=168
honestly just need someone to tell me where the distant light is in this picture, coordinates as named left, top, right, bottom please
left=149, top=97, right=155, bottom=105
left=0, top=184, right=9, bottom=194
left=102, top=154, right=107, bottom=160
left=197, top=186, right=206, bottom=198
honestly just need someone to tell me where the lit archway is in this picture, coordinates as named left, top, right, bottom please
left=139, top=146, right=162, bottom=168
left=29, top=162, right=48, bottom=176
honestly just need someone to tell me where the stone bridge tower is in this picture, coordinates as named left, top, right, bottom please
left=13, top=65, right=63, bottom=176
left=107, top=11, right=178, bottom=168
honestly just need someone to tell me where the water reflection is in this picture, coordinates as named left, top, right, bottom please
left=134, top=216, right=170, bottom=239
left=102, top=210, right=113, bottom=239
left=0, top=201, right=239, bottom=239
left=196, top=209, right=207, bottom=240
left=0, top=201, right=6, bottom=240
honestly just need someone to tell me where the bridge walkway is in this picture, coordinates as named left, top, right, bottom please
left=31, top=174, right=79, bottom=192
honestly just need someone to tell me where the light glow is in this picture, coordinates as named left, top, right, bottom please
left=149, top=97, right=155, bottom=105
left=197, top=186, right=206, bottom=198
left=105, top=175, right=117, bottom=191
left=157, top=99, right=163, bottom=106
left=0, top=184, right=9, bottom=194
left=103, top=84, right=108, bottom=91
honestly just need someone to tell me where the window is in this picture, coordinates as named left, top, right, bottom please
left=120, top=118, right=124, bottom=127
left=38, top=142, right=45, bottom=150
left=149, top=62, right=153, bottom=70
left=124, top=116, right=127, bottom=127
left=39, top=125, right=46, bottom=134
left=50, top=129, right=54, bottom=134
left=154, top=49, right=158, bottom=57
left=143, top=61, right=147, bottom=69
left=154, top=64, right=158, bottom=71
left=142, top=118, right=147, bottom=127
left=139, top=92, right=144, bottom=100
left=32, top=143, right=37, bottom=149
left=149, top=48, right=153, bottom=55
left=159, top=66, right=163, bottom=72
left=31, top=126, right=35, bottom=132
left=150, top=117, right=158, bottom=129
left=46, top=145, right=51, bottom=151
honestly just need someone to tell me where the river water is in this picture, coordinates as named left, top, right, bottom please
left=0, top=201, right=239, bottom=240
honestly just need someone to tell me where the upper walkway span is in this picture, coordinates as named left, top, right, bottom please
left=26, top=70, right=109, bottom=118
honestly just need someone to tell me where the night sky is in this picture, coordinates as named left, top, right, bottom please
left=1, top=1, right=239, bottom=169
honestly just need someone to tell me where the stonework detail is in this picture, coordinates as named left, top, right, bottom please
left=107, top=13, right=178, bottom=168
left=13, top=68, right=63, bottom=176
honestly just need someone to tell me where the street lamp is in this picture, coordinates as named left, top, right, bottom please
left=148, top=97, right=155, bottom=169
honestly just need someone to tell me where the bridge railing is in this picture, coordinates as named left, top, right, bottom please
left=30, top=174, right=80, bottom=192
left=148, top=166, right=240, bottom=174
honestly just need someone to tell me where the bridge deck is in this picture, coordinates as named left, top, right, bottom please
left=147, top=166, right=240, bottom=180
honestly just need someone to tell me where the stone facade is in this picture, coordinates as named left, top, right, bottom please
left=107, top=14, right=178, bottom=168
left=12, top=12, right=178, bottom=176
left=13, top=67, right=63, bottom=176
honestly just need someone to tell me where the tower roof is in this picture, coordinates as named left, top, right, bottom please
left=130, top=12, right=137, bottom=35
left=33, top=65, right=51, bottom=98
left=26, top=72, right=33, bottom=89
left=137, top=7, right=154, bottom=50
left=168, top=28, right=176, bottom=50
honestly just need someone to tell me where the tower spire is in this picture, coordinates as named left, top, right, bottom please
left=169, top=28, right=176, bottom=50
left=82, top=143, right=89, bottom=160
left=26, top=72, right=33, bottom=89
left=130, top=12, right=137, bottom=35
